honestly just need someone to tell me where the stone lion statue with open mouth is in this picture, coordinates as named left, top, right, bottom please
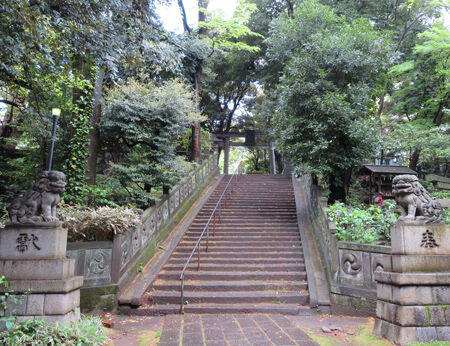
left=8, top=170, right=66, bottom=224
left=392, top=174, right=443, bottom=224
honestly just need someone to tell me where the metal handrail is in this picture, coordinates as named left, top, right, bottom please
left=179, top=161, right=242, bottom=313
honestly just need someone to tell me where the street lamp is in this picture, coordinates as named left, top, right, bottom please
left=47, top=108, right=61, bottom=171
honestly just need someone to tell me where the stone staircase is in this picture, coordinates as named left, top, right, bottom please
left=133, top=174, right=310, bottom=315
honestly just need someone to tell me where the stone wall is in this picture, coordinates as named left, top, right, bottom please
left=66, top=153, right=219, bottom=310
left=299, top=175, right=392, bottom=311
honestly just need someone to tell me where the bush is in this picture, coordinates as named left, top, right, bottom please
left=444, top=207, right=450, bottom=225
left=0, top=276, right=106, bottom=345
left=327, top=201, right=398, bottom=243
left=420, top=179, right=450, bottom=200
left=0, top=316, right=106, bottom=345
left=59, top=205, right=141, bottom=241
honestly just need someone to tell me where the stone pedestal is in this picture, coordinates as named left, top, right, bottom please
left=373, top=222, right=450, bottom=345
left=0, top=224, right=83, bottom=327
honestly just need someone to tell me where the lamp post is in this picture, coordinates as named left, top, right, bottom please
left=47, top=108, right=61, bottom=171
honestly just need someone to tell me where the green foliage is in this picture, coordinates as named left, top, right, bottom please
left=383, top=119, right=449, bottom=167
left=321, top=0, right=443, bottom=56
left=64, top=80, right=94, bottom=205
left=0, top=315, right=106, bottom=345
left=327, top=201, right=398, bottom=243
left=265, top=0, right=395, bottom=201
left=178, top=128, right=212, bottom=157
left=243, top=148, right=270, bottom=174
left=384, top=21, right=450, bottom=169
left=200, top=1, right=264, bottom=53
left=421, top=180, right=450, bottom=199
left=59, top=205, right=141, bottom=241
left=0, top=276, right=22, bottom=331
left=346, top=181, right=366, bottom=208
left=101, top=77, right=202, bottom=208
left=390, top=21, right=450, bottom=125
left=0, top=0, right=185, bottom=210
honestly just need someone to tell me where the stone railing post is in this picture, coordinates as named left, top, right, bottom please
left=0, top=171, right=83, bottom=326
left=373, top=175, right=449, bottom=344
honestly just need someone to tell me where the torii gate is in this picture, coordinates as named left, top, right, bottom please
left=212, top=130, right=276, bottom=175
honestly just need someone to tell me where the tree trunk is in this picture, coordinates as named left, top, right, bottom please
left=329, top=174, right=347, bottom=204
left=85, top=68, right=105, bottom=185
left=70, top=54, right=90, bottom=138
left=179, top=0, right=210, bottom=162
left=409, top=149, right=420, bottom=171
left=343, top=167, right=353, bottom=197
left=0, top=101, right=19, bottom=144
left=275, top=151, right=283, bottom=174
left=191, top=63, right=203, bottom=162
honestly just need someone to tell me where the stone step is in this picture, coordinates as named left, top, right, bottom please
left=182, top=235, right=301, bottom=241
left=187, top=228, right=300, bottom=232
left=152, top=280, right=307, bottom=292
left=121, top=303, right=313, bottom=316
left=151, top=291, right=309, bottom=305
left=173, top=245, right=302, bottom=253
left=169, top=252, right=303, bottom=259
left=157, top=271, right=307, bottom=281
left=162, top=263, right=305, bottom=272
left=185, top=233, right=300, bottom=238
left=135, top=174, right=310, bottom=315
left=178, top=240, right=301, bottom=247
left=191, top=218, right=298, bottom=222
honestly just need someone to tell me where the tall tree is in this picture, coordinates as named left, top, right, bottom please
left=266, top=0, right=395, bottom=202
left=177, top=0, right=263, bottom=161
left=385, top=21, right=450, bottom=171
left=178, top=0, right=210, bottom=162
left=101, top=78, right=203, bottom=207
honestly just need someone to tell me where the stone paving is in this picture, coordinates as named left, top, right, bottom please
left=107, top=313, right=377, bottom=345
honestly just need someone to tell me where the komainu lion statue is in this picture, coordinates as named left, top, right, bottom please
left=8, top=171, right=66, bottom=224
left=392, top=174, right=443, bottom=224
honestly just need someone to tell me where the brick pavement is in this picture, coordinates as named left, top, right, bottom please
left=110, top=313, right=319, bottom=345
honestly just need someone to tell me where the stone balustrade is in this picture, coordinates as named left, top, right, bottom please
left=298, top=174, right=392, bottom=311
left=66, top=153, right=219, bottom=311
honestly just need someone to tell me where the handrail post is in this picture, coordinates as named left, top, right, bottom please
left=180, top=277, right=184, bottom=313
left=206, top=224, right=209, bottom=252
left=197, top=246, right=200, bottom=271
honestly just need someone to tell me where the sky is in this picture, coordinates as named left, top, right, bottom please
left=155, top=0, right=238, bottom=34
left=156, top=1, right=450, bottom=33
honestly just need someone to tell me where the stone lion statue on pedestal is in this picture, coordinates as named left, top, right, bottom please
left=392, top=174, right=443, bottom=224
left=8, top=171, right=66, bottom=224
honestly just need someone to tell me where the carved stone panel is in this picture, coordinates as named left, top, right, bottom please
left=84, top=248, right=112, bottom=284
left=179, top=185, right=184, bottom=205
left=371, top=253, right=391, bottom=284
left=174, top=190, right=180, bottom=209
left=120, top=236, right=131, bottom=269
left=169, top=195, right=175, bottom=215
left=131, top=229, right=140, bottom=257
left=184, top=183, right=189, bottom=202
left=66, top=249, right=85, bottom=276
left=147, top=215, right=157, bottom=238
left=195, top=172, right=200, bottom=184
left=162, top=200, right=169, bottom=222
left=141, top=224, right=149, bottom=246
left=156, top=208, right=163, bottom=228
left=339, top=249, right=364, bottom=282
